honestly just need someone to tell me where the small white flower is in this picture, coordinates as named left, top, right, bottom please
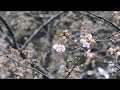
left=108, top=48, right=115, bottom=54
left=85, top=34, right=92, bottom=40
left=86, top=70, right=94, bottom=75
left=80, top=38, right=91, bottom=49
left=103, top=71, right=110, bottom=79
left=53, top=44, right=59, bottom=49
left=57, top=44, right=65, bottom=52
left=116, top=51, right=120, bottom=56
left=80, top=39, right=86, bottom=43
left=97, top=67, right=105, bottom=75
left=83, top=42, right=90, bottom=48
left=53, top=44, right=65, bottom=53
left=97, top=67, right=110, bottom=79
left=74, top=39, right=77, bottom=43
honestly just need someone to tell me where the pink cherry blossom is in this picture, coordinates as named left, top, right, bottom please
left=80, top=33, right=94, bottom=49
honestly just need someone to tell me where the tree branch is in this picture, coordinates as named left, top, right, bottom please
left=0, top=54, right=53, bottom=79
left=0, top=14, right=19, bottom=50
left=86, top=11, right=120, bottom=40
left=20, top=11, right=65, bottom=50
left=42, top=25, right=54, bottom=79
left=87, top=11, right=120, bottom=31
left=0, top=27, right=13, bottom=46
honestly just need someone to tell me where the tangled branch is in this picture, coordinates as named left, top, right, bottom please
left=21, top=11, right=65, bottom=50
left=0, top=54, right=53, bottom=79
left=0, top=14, right=20, bottom=50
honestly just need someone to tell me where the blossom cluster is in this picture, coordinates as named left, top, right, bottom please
left=80, top=30, right=96, bottom=49
left=53, top=44, right=65, bottom=53
left=108, top=46, right=120, bottom=56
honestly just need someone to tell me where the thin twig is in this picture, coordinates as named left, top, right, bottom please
left=0, top=54, right=52, bottom=79
left=99, top=31, right=120, bottom=41
left=0, top=14, right=19, bottom=50
left=87, top=11, right=120, bottom=31
left=68, top=37, right=85, bottom=52
left=95, top=55, right=120, bottom=64
left=91, top=19, right=105, bottom=34
left=42, top=24, right=53, bottom=72
left=96, top=36, right=120, bottom=42
left=0, top=27, right=13, bottom=46
left=65, top=11, right=120, bottom=79
left=21, top=11, right=65, bottom=50
left=115, top=64, right=120, bottom=70
left=5, top=54, right=52, bottom=79
left=65, top=36, right=120, bottom=78
left=86, top=11, right=120, bottom=40
left=64, top=37, right=86, bottom=79
left=65, top=58, right=81, bottom=79
left=19, top=12, right=65, bottom=79
left=24, top=11, right=44, bottom=24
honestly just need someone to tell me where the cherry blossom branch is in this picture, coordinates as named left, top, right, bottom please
left=64, top=37, right=87, bottom=79
left=0, top=54, right=53, bottom=79
left=64, top=57, right=82, bottom=79
left=0, top=13, right=54, bottom=78
left=65, top=35, right=120, bottom=78
left=20, top=11, right=65, bottom=51
left=19, top=12, right=65, bottom=79
left=65, top=11, right=120, bottom=79
left=86, top=11, right=120, bottom=41
left=68, top=37, right=85, bottom=52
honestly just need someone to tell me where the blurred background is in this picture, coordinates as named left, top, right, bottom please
left=0, top=11, right=120, bottom=79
